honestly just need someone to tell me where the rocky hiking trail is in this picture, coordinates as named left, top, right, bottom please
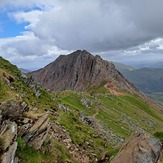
left=50, top=122, right=90, bottom=163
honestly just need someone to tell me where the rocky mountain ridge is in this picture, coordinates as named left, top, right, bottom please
left=29, top=50, right=138, bottom=94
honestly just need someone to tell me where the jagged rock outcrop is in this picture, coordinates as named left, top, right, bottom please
left=1, top=142, right=17, bottom=163
left=0, top=120, right=18, bottom=163
left=23, top=113, right=50, bottom=150
left=20, top=73, right=41, bottom=97
left=111, top=132, right=162, bottom=163
left=0, top=99, right=27, bottom=120
left=29, top=50, right=138, bottom=93
left=0, top=121, right=17, bottom=151
left=0, top=99, right=51, bottom=162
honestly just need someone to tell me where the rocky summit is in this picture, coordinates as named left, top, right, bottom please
left=29, top=50, right=138, bottom=93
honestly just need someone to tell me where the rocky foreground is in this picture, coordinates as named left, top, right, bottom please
left=0, top=98, right=162, bottom=163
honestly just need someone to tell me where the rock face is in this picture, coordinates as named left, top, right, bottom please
left=0, top=99, right=27, bottom=120
left=0, top=99, right=51, bottom=162
left=0, top=121, right=17, bottom=151
left=111, top=132, right=162, bottom=163
left=23, top=113, right=50, bottom=150
left=1, top=142, right=17, bottom=163
left=29, top=50, right=138, bottom=93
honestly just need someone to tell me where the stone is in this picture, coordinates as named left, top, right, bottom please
left=21, top=102, right=28, bottom=111
left=22, top=118, right=30, bottom=124
left=0, top=120, right=17, bottom=151
left=22, top=75, right=41, bottom=97
left=111, top=132, right=162, bottom=163
left=23, top=114, right=50, bottom=150
left=0, top=99, right=25, bottom=120
left=18, top=123, right=32, bottom=137
left=14, top=157, right=20, bottom=163
left=1, top=142, right=17, bottom=163
left=28, top=125, right=51, bottom=150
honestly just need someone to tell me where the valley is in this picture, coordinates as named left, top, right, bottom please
left=114, top=62, right=163, bottom=104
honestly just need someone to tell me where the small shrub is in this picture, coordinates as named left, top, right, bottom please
left=16, top=137, right=26, bottom=150
left=153, top=131, right=163, bottom=142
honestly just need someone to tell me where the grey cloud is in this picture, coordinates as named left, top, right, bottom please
left=26, top=0, right=163, bottom=52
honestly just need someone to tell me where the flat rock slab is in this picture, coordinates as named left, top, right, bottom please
left=111, top=132, right=162, bottom=163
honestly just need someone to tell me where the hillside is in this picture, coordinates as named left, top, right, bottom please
left=123, top=68, right=163, bottom=93
left=113, top=62, right=135, bottom=74
left=114, top=63, right=163, bottom=104
left=0, top=55, right=163, bottom=162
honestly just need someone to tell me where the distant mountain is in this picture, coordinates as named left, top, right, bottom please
left=19, top=68, right=30, bottom=73
left=29, top=50, right=138, bottom=93
left=131, top=61, right=163, bottom=69
left=113, top=62, right=135, bottom=74
left=114, top=62, right=163, bottom=103
left=114, top=62, right=163, bottom=93
left=122, top=68, right=163, bottom=93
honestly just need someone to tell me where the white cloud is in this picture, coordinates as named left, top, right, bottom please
left=7, top=0, right=163, bottom=52
left=0, top=32, right=71, bottom=69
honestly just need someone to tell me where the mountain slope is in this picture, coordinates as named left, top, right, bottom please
left=123, top=68, right=163, bottom=93
left=114, top=62, right=163, bottom=94
left=114, top=62, right=163, bottom=104
left=113, top=62, right=135, bottom=74
left=29, top=50, right=138, bottom=94
left=0, top=56, right=163, bottom=162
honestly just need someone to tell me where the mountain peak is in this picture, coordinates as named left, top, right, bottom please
left=29, top=50, right=138, bottom=93
left=67, top=49, right=93, bottom=59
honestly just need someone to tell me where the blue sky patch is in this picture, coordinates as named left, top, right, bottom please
left=0, top=11, right=29, bottom=38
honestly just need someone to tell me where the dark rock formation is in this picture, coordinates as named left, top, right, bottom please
left=29, top=50, right=138, bottom=93
left=111, top=132, right=162, bottom=163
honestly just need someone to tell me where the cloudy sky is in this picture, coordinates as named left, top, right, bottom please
left=0, top=0, right=163, bottom=69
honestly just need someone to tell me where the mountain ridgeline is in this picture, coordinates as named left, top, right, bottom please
left=29, top=50, right=138, bottom=94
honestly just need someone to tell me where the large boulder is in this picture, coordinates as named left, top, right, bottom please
left=0, top=120, right=17, bottom=151
left=1, top=142, right=17, bottom=163
left=0, top=120, right=18, bottom=163
left=23, top=114, right=50, bottom=150
left=111, top=132, right=162, bottom=163
left=0, top=99, right=27, bottom=121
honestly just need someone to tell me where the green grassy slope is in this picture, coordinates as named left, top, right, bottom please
left=0, top=57, right=73, bottom=162
left=55, top=89, right=163, bottom=160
